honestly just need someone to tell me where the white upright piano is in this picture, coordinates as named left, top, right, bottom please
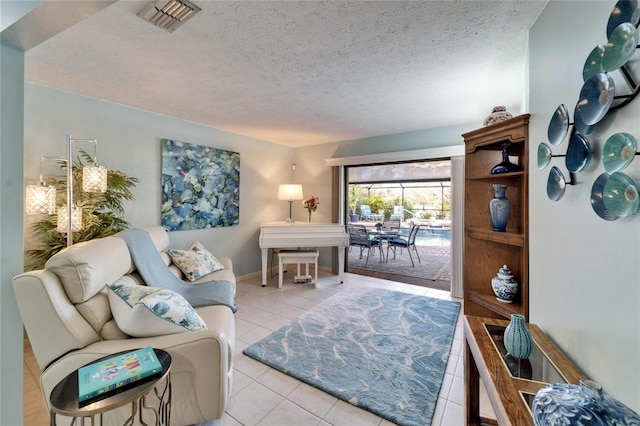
left=259, top=221, right=349, bottom=286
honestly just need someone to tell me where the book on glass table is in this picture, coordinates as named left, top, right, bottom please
left=78, top=346, right=162, bottom=403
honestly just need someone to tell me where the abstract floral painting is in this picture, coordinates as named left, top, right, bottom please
left=161, top=139, right=240, bottom=231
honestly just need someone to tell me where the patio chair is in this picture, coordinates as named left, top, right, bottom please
left=381, top=218, right=401, bottom=233
left=376, top=218, right=401, bottom=245
left=386, top=223, right=422, bottom=267
left=360, top=205, right=374, bottom=221
left=348, top=224, right=382, bottom=266
left=390, top=206, right=404, bottom=221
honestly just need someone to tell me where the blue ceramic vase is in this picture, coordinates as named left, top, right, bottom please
left=503, top=313, right=532, bottom=359
left=490, top=142, right=522, bottom=173
left=532, top=380, right=640, bottom=426
left=490, top=184, right=511, bottom=232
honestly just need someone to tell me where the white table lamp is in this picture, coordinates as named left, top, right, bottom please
left=278, top=184, right=303, bottom=222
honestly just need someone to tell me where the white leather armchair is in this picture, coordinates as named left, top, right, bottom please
left=13, top=226, right=235, bottom=425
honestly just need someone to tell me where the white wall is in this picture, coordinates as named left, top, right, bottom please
left=0, top=41, right=26, bottom=426
left=529, top=1, right=639, bottom=410
left=24, top=83, right=295, bottom=277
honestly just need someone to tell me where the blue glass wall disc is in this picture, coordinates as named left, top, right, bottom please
left=607, top=0, right=640, bottom=38
left=583, top=45, right=605, bottom=82
left=603, top=22, right=639, bottom=72
left=576, top=73, right=615, bottom=125
left=603, top=172, right=640, bottom=217
left=603, top=132, right=637, bottom=173
left=565, top=133, right=592, bottom=173
left=591, top=173, right=619, bottom=221
left=547, top=166, right=566, bottom=202
left=573, top=104, right=597, bottom=135
left=537, top=143, right=552, bottom=170
left=547, top=104, right=569, bottom=145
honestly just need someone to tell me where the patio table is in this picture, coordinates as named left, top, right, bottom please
left=372, top=229, right=399, bottom=262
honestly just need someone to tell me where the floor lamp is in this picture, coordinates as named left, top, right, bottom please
left=25, top=135, right=108, bottom=247
left=278, top=184, right=303, bottom=223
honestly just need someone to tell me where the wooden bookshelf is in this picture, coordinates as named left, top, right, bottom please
left=463, top=115, right=529, bottom=320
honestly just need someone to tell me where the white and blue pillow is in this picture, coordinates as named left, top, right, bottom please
left=107, top=283, right=207, bottom=337
left=167, top=241, right=225, bottom=282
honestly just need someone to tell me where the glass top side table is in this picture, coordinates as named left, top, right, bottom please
left=464, top=316, right=585, bottom=426
left=49, top=348, right=171, bottom=426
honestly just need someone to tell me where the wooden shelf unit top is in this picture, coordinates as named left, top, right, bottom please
left=463, top=114, right=530, bottom=154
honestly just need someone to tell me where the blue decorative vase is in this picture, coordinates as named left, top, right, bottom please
left=503, top=314, right=532, bottom=359
left=490, top=142, right=523, bottom=173
left=532, top=380, right=640, bottom=426
left=491, top=265, right=519, bottom=303
left=489, top=184, right=511, bottom=232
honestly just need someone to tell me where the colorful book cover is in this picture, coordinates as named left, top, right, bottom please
left=78, top=346, right=162, bottom=403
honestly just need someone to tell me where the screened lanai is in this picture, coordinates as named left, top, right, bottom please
left=345, top=160, right=452, bottom=290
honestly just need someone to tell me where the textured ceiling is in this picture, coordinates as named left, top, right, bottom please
left=24, top=1, right=547, bottom=147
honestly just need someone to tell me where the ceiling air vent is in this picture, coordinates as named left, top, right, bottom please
left=137, top=0, right=201, bottom=33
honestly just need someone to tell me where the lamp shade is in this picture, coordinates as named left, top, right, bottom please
left=82, top=165, right=108, bottom=193
left=57, top=205, right=83, bottom=233
left=278, top=184, right=303, bottom=201
left=25, top=183, right=56, bottom=215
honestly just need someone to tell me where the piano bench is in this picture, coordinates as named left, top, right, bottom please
left=278, top=250, right=319, bottom=289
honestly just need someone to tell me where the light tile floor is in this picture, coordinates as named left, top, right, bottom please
left=24, top=270, right=495, bottom=425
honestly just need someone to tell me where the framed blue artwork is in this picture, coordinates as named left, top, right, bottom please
left=161, top=139, right=240, bottom=231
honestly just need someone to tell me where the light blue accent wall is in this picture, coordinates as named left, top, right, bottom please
left=329, top=123, right=474, bottom=159
left=23, top=85, right=474, bottom=274
left=24, top=83, right=295, bottom=277
left=0, top=41, right=25, bottom=426
left=529, top=1, right=639, bottom=411
left=0, top=1, right=40, bottom=31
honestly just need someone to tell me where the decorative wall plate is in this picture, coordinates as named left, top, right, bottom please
left=591, top=173, right=619, bottom=221
left=603, top=132, right=637, bottom=173
left=606, top=0, right=640, bottom=38
left=603, top=22, right=639, bottom=72
left=576, top=73, right=615, bottom=125
left=582, top=45, right=605, bottom=82
left=547, top=166, right=566, bottom=202
left=565, top=132, right=592, bottom=173
left=547, top=104, right=570, bottom=145
left=537, top=143, right=552, bottom=170
left=603, top=172, right=640, bottom=217
left=573, top=104, right=597, bottom=135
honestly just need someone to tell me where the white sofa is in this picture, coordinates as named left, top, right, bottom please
left=13, top=226, right=236, bottom=425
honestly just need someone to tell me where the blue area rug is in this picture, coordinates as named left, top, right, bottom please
left=243, top=288, right=461, bottom=426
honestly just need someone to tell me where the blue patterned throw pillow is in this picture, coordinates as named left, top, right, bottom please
left=167, top=241, right=225, bottom=281
left=107, top=283, right=207, bottom=337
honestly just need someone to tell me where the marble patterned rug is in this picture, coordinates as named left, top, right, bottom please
left=243, top=288, right=461, bottom=426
